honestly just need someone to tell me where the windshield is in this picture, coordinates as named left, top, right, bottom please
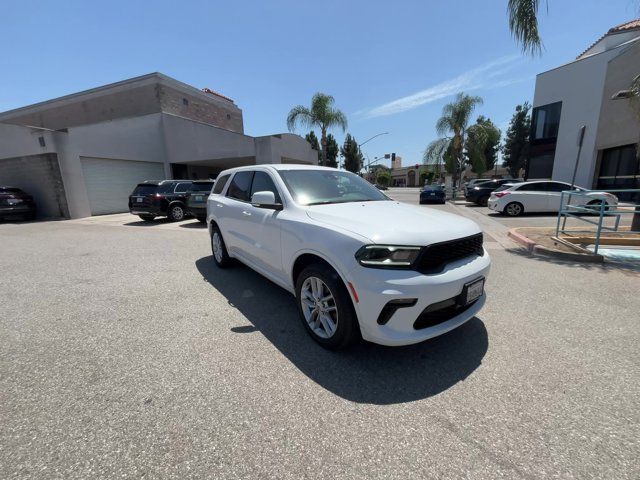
left=278, top=169, right=390, bottom=206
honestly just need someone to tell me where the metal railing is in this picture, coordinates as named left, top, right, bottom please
left=555, top=189, right=640, bottom=254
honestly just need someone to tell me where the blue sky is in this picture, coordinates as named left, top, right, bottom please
left=1, top=0, right=637, bottom=168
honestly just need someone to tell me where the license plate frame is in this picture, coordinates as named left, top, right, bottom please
left=461, top=277, right=484, bottom=305
left=195, top=195, right=203, bottom=201
left=136, top=197, right=143, bottom=203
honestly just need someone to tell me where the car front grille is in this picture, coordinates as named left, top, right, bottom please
left=417, top=233, right=483, bottom=274
left=413, top=297, right=478, bottom=330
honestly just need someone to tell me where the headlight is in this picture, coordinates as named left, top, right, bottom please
left=355, top=245, right=422, bottom=268
left=473, top=187, right=480, bottom=190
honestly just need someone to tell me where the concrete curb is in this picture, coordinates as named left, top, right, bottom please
left=507, top=228, right=604, bottom=263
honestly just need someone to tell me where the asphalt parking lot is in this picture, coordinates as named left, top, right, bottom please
left=1, top=198, right=639, bottom=479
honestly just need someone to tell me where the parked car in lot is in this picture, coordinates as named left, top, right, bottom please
left=419, top=184, right=446, bottom=204
left=375, top=184, right=389, bottom=191
left=186, top=180, right=215, bottom=222
left=0, top=187, right=37, bottom=221
left=488, top=180, right=618, bottom=216
left=465, top=178, right=521, bottom=206
left=463, top=178, right=490, bottom=196
left=207, top=165, right=490, bottom=349
left=128, top=180, right=193, bottom=221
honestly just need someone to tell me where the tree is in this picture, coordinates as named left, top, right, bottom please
left=466, top=116, right=501, bottom=177
left=376, top=170, right=392, bottom=187
left=341, top=134, right=363, bottom=173
left=423, top=92, right=484, bottom=187
left=287, top=93, right=348, bottom=166
left=502, top=103, right=531, bottom=178
left=325, top=134, right=339, bottom=168
left=305, top=131, right=321, bottom=163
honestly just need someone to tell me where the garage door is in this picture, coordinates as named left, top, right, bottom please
left=0, top=153, right=68, bottom=218
left=81, top=157, right=165, bottom=215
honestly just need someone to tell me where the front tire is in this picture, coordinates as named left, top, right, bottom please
left=210, top=224, right=232, bottom=268
left=167, top=204, right=185, bottom=222
left=504, top=202, right=524, bottom=217
left=295, top=263, right=359, bottom=350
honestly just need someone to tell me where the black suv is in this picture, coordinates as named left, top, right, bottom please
left=186, top=180, right=214, bottom=223
left=465, top=179, right=520, bottom=206
left=0, top=187, right=37, bottom=221
left=128, top=180, right=193, bottom=221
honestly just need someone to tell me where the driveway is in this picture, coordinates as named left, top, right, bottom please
left=1, top=208, right=639, bottom=478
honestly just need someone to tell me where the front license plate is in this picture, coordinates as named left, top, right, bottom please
left=195, top=195, right=203, bottom=201
left=463, top=278, right=484, bottom=305
left=136, top=197, right=143, bottom=203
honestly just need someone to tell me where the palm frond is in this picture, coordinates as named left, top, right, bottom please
left=286, top=105, right=313, bottom=132
left=508, top=0, right=544, bottom=55
left=423, top=137, right=451, bottom=164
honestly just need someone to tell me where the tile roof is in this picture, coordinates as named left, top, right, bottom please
left=577, top=18, right=640, bottom=59
left=608, top=18, right=640, bottom=33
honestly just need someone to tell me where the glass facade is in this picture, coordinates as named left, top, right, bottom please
left=526, top=102, right=562, bottom=180
left=596, top=144, right=639, bottom=200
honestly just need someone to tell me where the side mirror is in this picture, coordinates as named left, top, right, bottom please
left=251, top=191, right=283, bottom=210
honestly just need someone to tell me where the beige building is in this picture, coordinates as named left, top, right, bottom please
left=0, top=73, right=317, bottom=218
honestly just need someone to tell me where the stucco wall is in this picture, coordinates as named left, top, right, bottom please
left=596, top=42, right=640, bottom=151
left=534, top=55, right=607, bottom=186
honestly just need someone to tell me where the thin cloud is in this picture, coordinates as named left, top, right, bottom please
left=360, top=55, right=521, bottom=118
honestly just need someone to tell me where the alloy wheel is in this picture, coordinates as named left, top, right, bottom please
left=171, top=206, right=184, bottom=220
left=300, top=276, right=338, bottom=339
left=506, top=203, right=522, bottom=216
left=212, top=232, right=223, bottom=263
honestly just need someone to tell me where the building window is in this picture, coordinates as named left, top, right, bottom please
left=183, top=98, right=189, bottom=106
left=226, top=113, right=231, bottom=120
left=596, top=144, right=639, bottom=200
left=527, top=153, right=555, bottom=179
left=531, top=102, right=562, bottom=142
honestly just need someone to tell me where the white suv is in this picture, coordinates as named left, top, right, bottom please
left=207, top=165, right=490, bottom=349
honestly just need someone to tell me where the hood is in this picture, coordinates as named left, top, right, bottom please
left=306, top=201, right=481, bottom=245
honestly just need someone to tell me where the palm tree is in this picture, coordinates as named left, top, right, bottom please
left=423, top=93, right=483, bottom=188
left=507, top=0, right=544, bottom=55
left=287, top=93, right=348, bottom=166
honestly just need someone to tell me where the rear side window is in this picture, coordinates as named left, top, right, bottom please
left=517, top=183, right=545, bottom=192
left=189, top=182, right=214, bottom=193
left=174, top=182, right=191, bottom=193
left=133, top=184, right=158, bottom=195
left=250, top=171, right=281, bottom=203
left=212, top=175, right=230, bottom=194
left=226, top=172, right=254, bottom=201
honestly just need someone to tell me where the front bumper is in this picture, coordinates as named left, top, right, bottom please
left=487, top=199, right=500, bottom=211
left=347, top=251, right=491, bottom=346
left=0, top=205, right=36, bottom=218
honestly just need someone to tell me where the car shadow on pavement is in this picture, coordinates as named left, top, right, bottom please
left=195, top=256, right=488, bottom=405
left=179, top=221, right=207, bottom=229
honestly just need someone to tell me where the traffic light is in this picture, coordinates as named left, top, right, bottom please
left=391, top=153, right=396, bottom=163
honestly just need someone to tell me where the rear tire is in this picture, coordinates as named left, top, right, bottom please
left=295, top=263, right=359, bottom=350
left=139, top=214, right=155, bottom=222
left=504, top=202, right=524, bottom=217
left=210, top=224, right=232, bottom=268
left=197, top=216, right=206, bottom=223
left=167, top=204, right=185, bottom=222
left=478, top=195, right=489, bottom=207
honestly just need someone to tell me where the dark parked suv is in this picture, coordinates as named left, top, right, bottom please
left=465, top=178, right=520, bottom=206
left=128, top=180, right=193, bottom=221
left=0, top=187, right=37, bottom=221
left=186, top=180, right=214, bottom=223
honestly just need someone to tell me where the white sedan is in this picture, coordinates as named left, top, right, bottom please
left=488, top=180, right=618, bottom=217
left=207, top=165, right=490, bottom=349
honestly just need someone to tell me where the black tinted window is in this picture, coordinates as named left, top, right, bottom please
left=189, top=182, right=214, bottom=193
left=212, top=175, right=230, bottom=194
left=227, top=172, right=254, bottom=201
left=517, top=183, right=545, bottom=192
left=545, top=182, right=570, bottom=192
left=174, top=182, right=191, bottom=193
left=132, top=184, right=158, bottom=195
left=250, top=172, right=281, bottom=203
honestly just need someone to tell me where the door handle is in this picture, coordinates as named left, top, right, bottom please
left=242, top=211, right=251, bottom=216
